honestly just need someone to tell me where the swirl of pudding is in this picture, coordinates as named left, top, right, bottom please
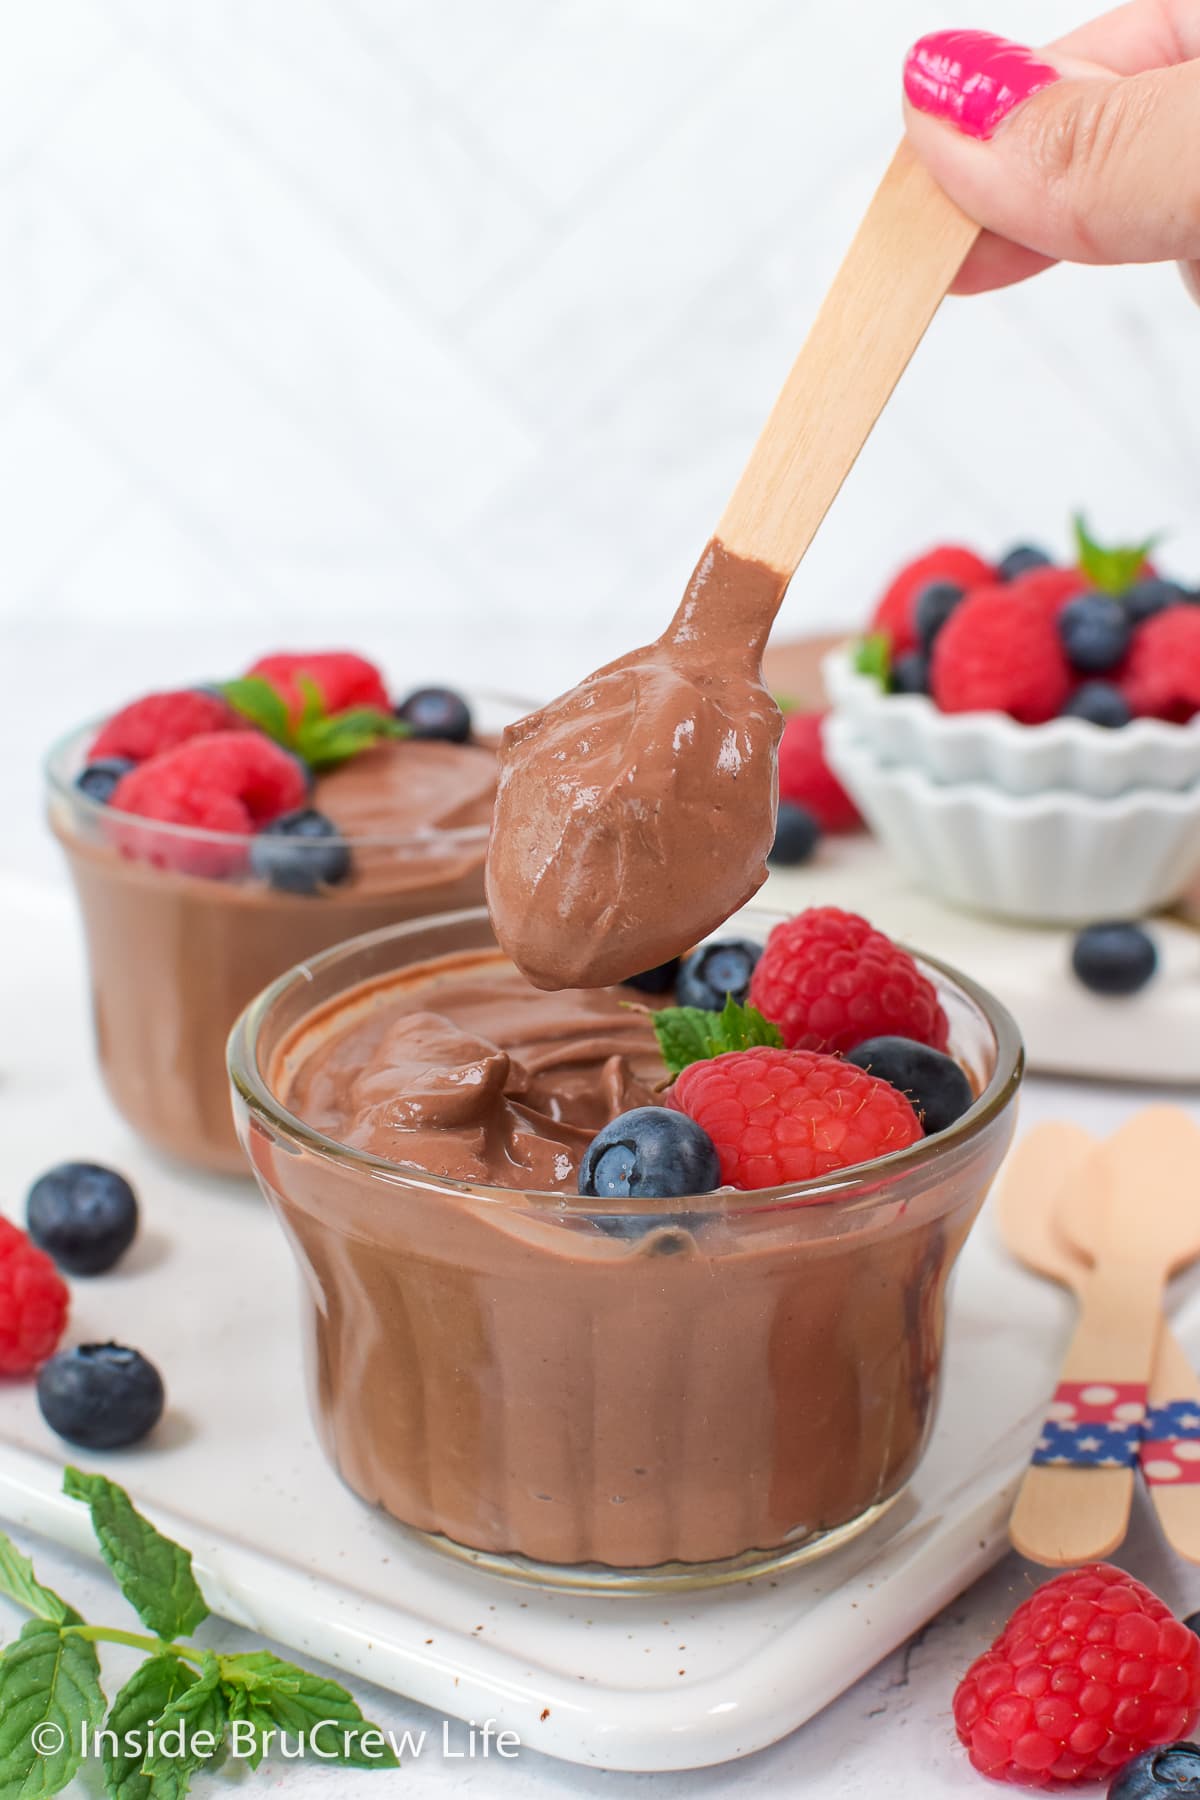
left=486, top=539, right=787, bottom=990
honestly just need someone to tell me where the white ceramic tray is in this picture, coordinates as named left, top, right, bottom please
left=764, top=837, right=1200, bottom=1085
left=0, top=873, right=1197, bottom=1774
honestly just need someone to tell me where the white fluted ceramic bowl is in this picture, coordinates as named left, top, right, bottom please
left=824, top=646, right=1200, bottom=798
left=823, top=716, right=1200, bottom=924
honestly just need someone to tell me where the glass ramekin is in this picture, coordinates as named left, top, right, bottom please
left=45, top=698, right=519, bottom=1175
left=227, top=904, right=1023, bottom=1593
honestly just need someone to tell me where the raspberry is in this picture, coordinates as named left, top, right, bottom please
left=1009, top=564, right=1089, bottom=619
left=0, top=1219, right=69, bottom=1375
left=672, top=1047, right=922, bottom=1189
left=871, top=545, right=994, bottom=657
left=776, top=712, right=860, bottom=832
left=930, top=586, right=1072, bottom=723
left=954, top=1564, right=1200, bottom=1786
left=247, top=652, right=390, bottom=722
left=749, top=906, right=949, bottom=1055
left=110, top=731, right=309, bottom=877
left=1121, top=606, right=1200, bottom=721
left=90, top=690, right=237, bottom=762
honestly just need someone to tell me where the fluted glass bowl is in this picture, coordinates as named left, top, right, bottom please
left=228, top=904, right=1022, bottom=1591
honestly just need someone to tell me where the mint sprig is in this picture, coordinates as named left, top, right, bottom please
left=1073, top=514, right=1159, bottom=596
left=853, top=631, right=891, bottom=687
left=219, top=676, right=408, bottom=771
left=0, top=1469, right=397, bottom=1800
left=651, top=996, right=783, bottom=1078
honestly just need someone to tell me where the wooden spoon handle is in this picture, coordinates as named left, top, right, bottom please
left=1009, top=1259, right=1164, bottom=1566
left=717, top=141, right=977, bottom=578
left=1143, top=1328, right=1200, bottom=1564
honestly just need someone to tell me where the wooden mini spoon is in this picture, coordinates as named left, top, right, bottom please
left=1009, top=1109, right=1200, bottom=1567
left=715, top=139, right=978, bottom=582
left=487, top=146, right=978, bottom=989
left=997, top=1120, right=1200, bottom=1565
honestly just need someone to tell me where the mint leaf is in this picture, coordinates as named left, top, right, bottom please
left=709, top=994, right=786, bottom=1055
left=652, top=998, right=782, bottom=1078
left=853, top=632, right=891, bottom=686
left=223, top=1685, right=270, bottom=1771
left=1073, top=513, right=1159, bottom=595
left=296, top=706, right=407, bottom=770
left=63, top=1469, right=208, bottom=1643
left=649, top=1006, right=718, bottom=1078
left=219, top=1651, right=398, bottom=1768
left=295, top=675, right=325, bottom=738
left=772, top=692, right=798, bottom=716
left=140, top=1652, right=226, bottom=1800
left=102, top=1654, right=199, bottom=1800
left=0, top=1616, right=105, bottom=1800
left=0, top=1533, right=69, bottom=1624
left=219, top=676, right=293, bottom=745
left=221, top=674, right=407, bottom=770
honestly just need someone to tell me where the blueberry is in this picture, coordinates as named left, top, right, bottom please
left=74, top=758, right=134, bottom=805
left=1060, top=682, right=1133, bottom=728
left=37, top=1343, right=164, bottom=1450
left=1057, top=594, right=1132, bottom=673
left=676, top=938, right=761, bottom=1009
left=395, top=686, right=472, bottom=743
left=769, top=802, right=821, bottom=867
left=1071, top=922, right=1158, bottom=996
left=1108, top=1744, right=1200, bottom=1800
left=997, top=545, right=1052, bottom=582
left=578, top=1107, right=720, bottom=1200
left=1123, top=577, right=1188, bottom=624
left=891, top=651, right=930, bottom=695
left=845, top=1036, right=973, bottom=1135
left=914, top=581, right=965, bottom=649
left=623, top=958, right=680, bottom=996
left=26, top=1162, right=138, bottom=1276
left=249, top=809, right=351, bottom=896
left=1185, top=1611, right=1200, bottom=1637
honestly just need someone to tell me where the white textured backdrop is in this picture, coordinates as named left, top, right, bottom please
left=4, top=0, right=1200, bottom=873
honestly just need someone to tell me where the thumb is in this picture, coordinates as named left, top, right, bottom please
left=903, top=29, right=1200, bottom=269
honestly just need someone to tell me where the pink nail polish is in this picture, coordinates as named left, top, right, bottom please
left=903, top=29, right=1059, bottom=139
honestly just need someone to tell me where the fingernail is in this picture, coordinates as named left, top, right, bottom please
left=903, top=29, right=1060, bottom=139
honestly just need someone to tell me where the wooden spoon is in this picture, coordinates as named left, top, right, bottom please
left=997, top=1120, right=1200, bottom=1565
left=1009, top=1109, right=1200, bottom=1567
left=714, top=139, right=978, bottom=581
left=487, top=145, right=978, bottom=989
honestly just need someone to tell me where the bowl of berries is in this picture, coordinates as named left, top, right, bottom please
left=821, top=523, right=1200, bottom=922
left=229, top=901, right=1022, bottom=1589
left=45, top=650, right=519, bottom=1175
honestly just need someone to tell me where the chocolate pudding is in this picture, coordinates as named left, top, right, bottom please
left=487, top=538, right=788, bottom=990
left=230, top=908, right=1021, bottom=1584
left=48, top=724, right=502, bottom=1175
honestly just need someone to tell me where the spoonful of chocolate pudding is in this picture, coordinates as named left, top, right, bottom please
left=487, top=145, right=979, bottom=989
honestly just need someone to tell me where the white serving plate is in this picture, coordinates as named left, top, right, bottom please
left=824, top=644, right=1200, bottom=797
left=1, top=874, right=1198, bottom=1773
left=823, top=716, right=1200, bottom=925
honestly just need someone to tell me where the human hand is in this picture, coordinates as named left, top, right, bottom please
left=902, top=2, right=1200, bottom=300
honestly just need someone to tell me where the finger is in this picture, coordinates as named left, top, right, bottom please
left=949, top=232, right=1057, bottom=296
left=903, top=34, right=1200, bottom=267
left=1181, top=259, right=1200, bottom=306
left=1051, top=0, right=1200, bottom=71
